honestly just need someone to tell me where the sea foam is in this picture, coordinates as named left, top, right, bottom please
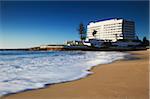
left=0, top=51, right=127, bottom=96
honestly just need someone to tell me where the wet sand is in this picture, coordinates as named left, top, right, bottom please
left=3, top=50, right=149, bottom=99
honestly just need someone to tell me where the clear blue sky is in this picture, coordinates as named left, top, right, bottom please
left=0, top=1, right=149, bottom=48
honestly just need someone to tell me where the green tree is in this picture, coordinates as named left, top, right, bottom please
left=78, top=22, right=86, bottom=41
left=142, top=37, right=149, bottom=46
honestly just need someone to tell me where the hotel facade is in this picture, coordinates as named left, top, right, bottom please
left=87, top=18, right=136, bottom=42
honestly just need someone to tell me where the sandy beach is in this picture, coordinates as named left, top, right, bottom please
left=3, top=50, right=149, bottom=99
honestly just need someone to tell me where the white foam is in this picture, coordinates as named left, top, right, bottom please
left=0, top=51, right=127, bottom=96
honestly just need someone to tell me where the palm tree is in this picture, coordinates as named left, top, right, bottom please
left=92, top=30, right=97, bottom=38
left=142, top=36, right=149, bottom=46
left=78, top=22, right=86, bottom=41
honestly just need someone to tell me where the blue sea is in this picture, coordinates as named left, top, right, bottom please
left=0, top=51, right=127, bottom=96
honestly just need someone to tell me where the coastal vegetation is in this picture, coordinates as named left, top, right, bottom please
left=24, top=34, right=149, bottom=51
left=142, top=37, right=149, bottom=47
left=78, top=22, right=86, bottom=41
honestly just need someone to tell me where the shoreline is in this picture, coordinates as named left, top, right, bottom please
left=2, top=50, right=149, bottom=99
left=0, top=46, right=147, bottom=51
left=1, top=51, right=128, bottom=98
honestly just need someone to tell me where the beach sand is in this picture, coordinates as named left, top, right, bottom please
left=3, top=50, right=149, bottom=99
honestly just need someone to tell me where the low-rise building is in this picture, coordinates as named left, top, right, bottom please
left=112, top=41, right=141, bottom=47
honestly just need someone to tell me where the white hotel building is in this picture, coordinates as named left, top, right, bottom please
left=87, top=18, right=136, bottom=42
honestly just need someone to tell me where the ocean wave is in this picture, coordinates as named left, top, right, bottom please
left=0, top=51, right=128, bottom=96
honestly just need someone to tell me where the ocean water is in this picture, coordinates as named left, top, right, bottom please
left=0, top=51, right=128, bottom=96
